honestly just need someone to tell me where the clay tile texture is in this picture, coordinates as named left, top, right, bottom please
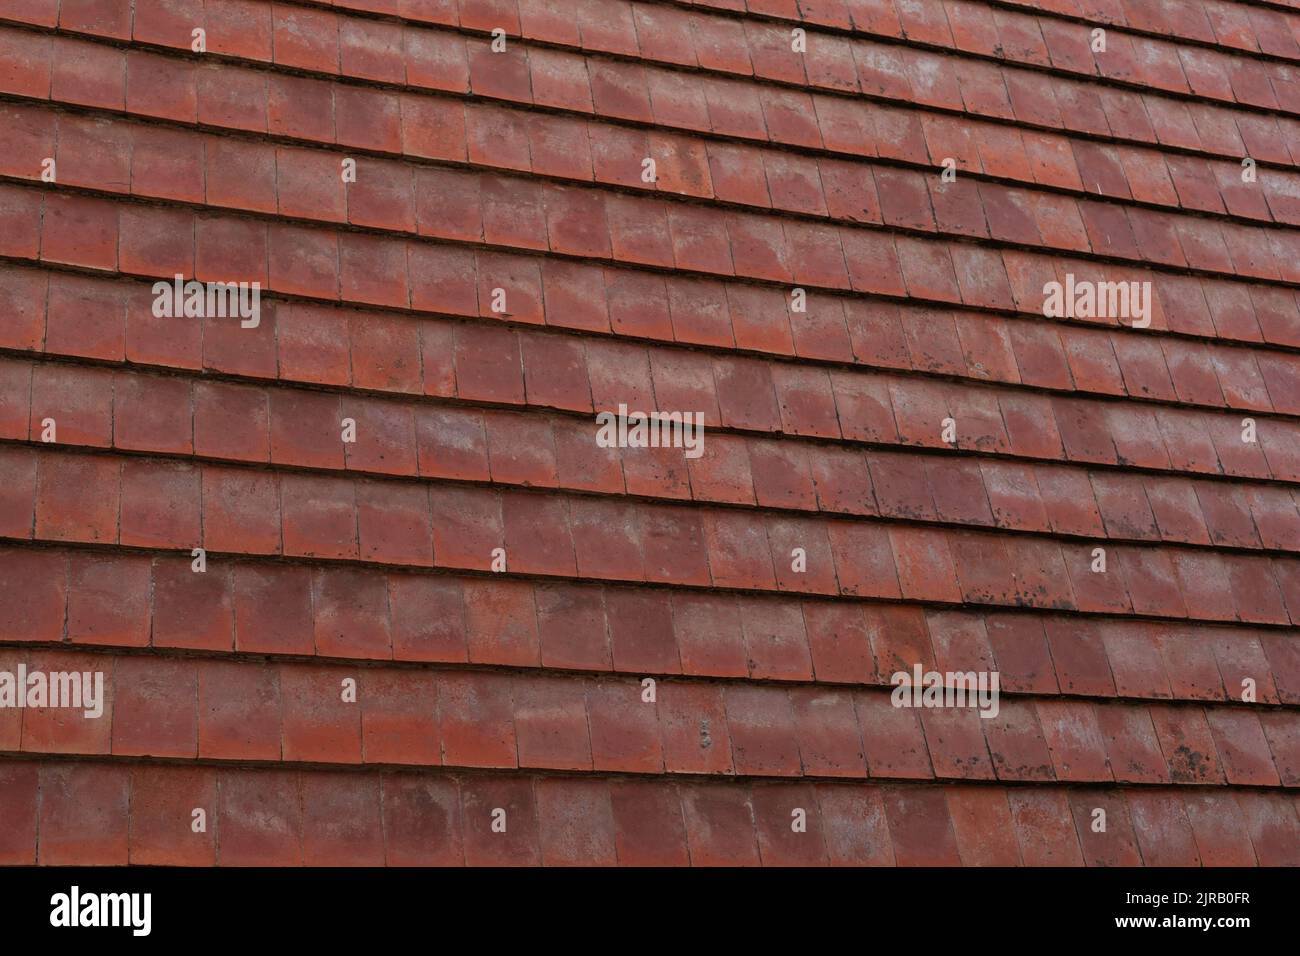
left=0, top=0, right=1298, bottom=871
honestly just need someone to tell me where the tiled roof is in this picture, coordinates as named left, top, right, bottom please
left=0, top=0, right=1297, bottom=865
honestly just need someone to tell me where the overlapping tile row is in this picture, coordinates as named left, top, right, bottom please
left=7, top=21, right=1300, bottom=291
left=5, top=256, right=1300, bottom=489
left=4, top=544, right=1300, bottom=702
left=6, top=22, right=1300, bottom=351
left=7, top=262, right=1300, bottom=428
left=10, top=21, right=1300, bottom=236
left=3, top=77, right=1300, bottom=360
left=14, top=0, right=1300, bottom=124
left=665, top=0, right=1300, bottom=77
left=4, top=443, right=1300, bottom=627
left=6, top=349, right=1300, bottom=560
left=6, top=2, right=1298, bottom=177
left=0, top=0, right=1297, bottom=867
left=7, top=264, right=1300, bottom=515
left=732, top=0, right=1300, bottom=63
left=4, top=759, right=1299, bottom=865
left=1, top=642, right=1299, bottom=784
left=6, top=175, right=1300, bottom=366
left=10, top=0, right=1300, bottom=195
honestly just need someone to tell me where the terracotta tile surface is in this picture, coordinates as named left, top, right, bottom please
left=0, top=0, right=1296, bottom=866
